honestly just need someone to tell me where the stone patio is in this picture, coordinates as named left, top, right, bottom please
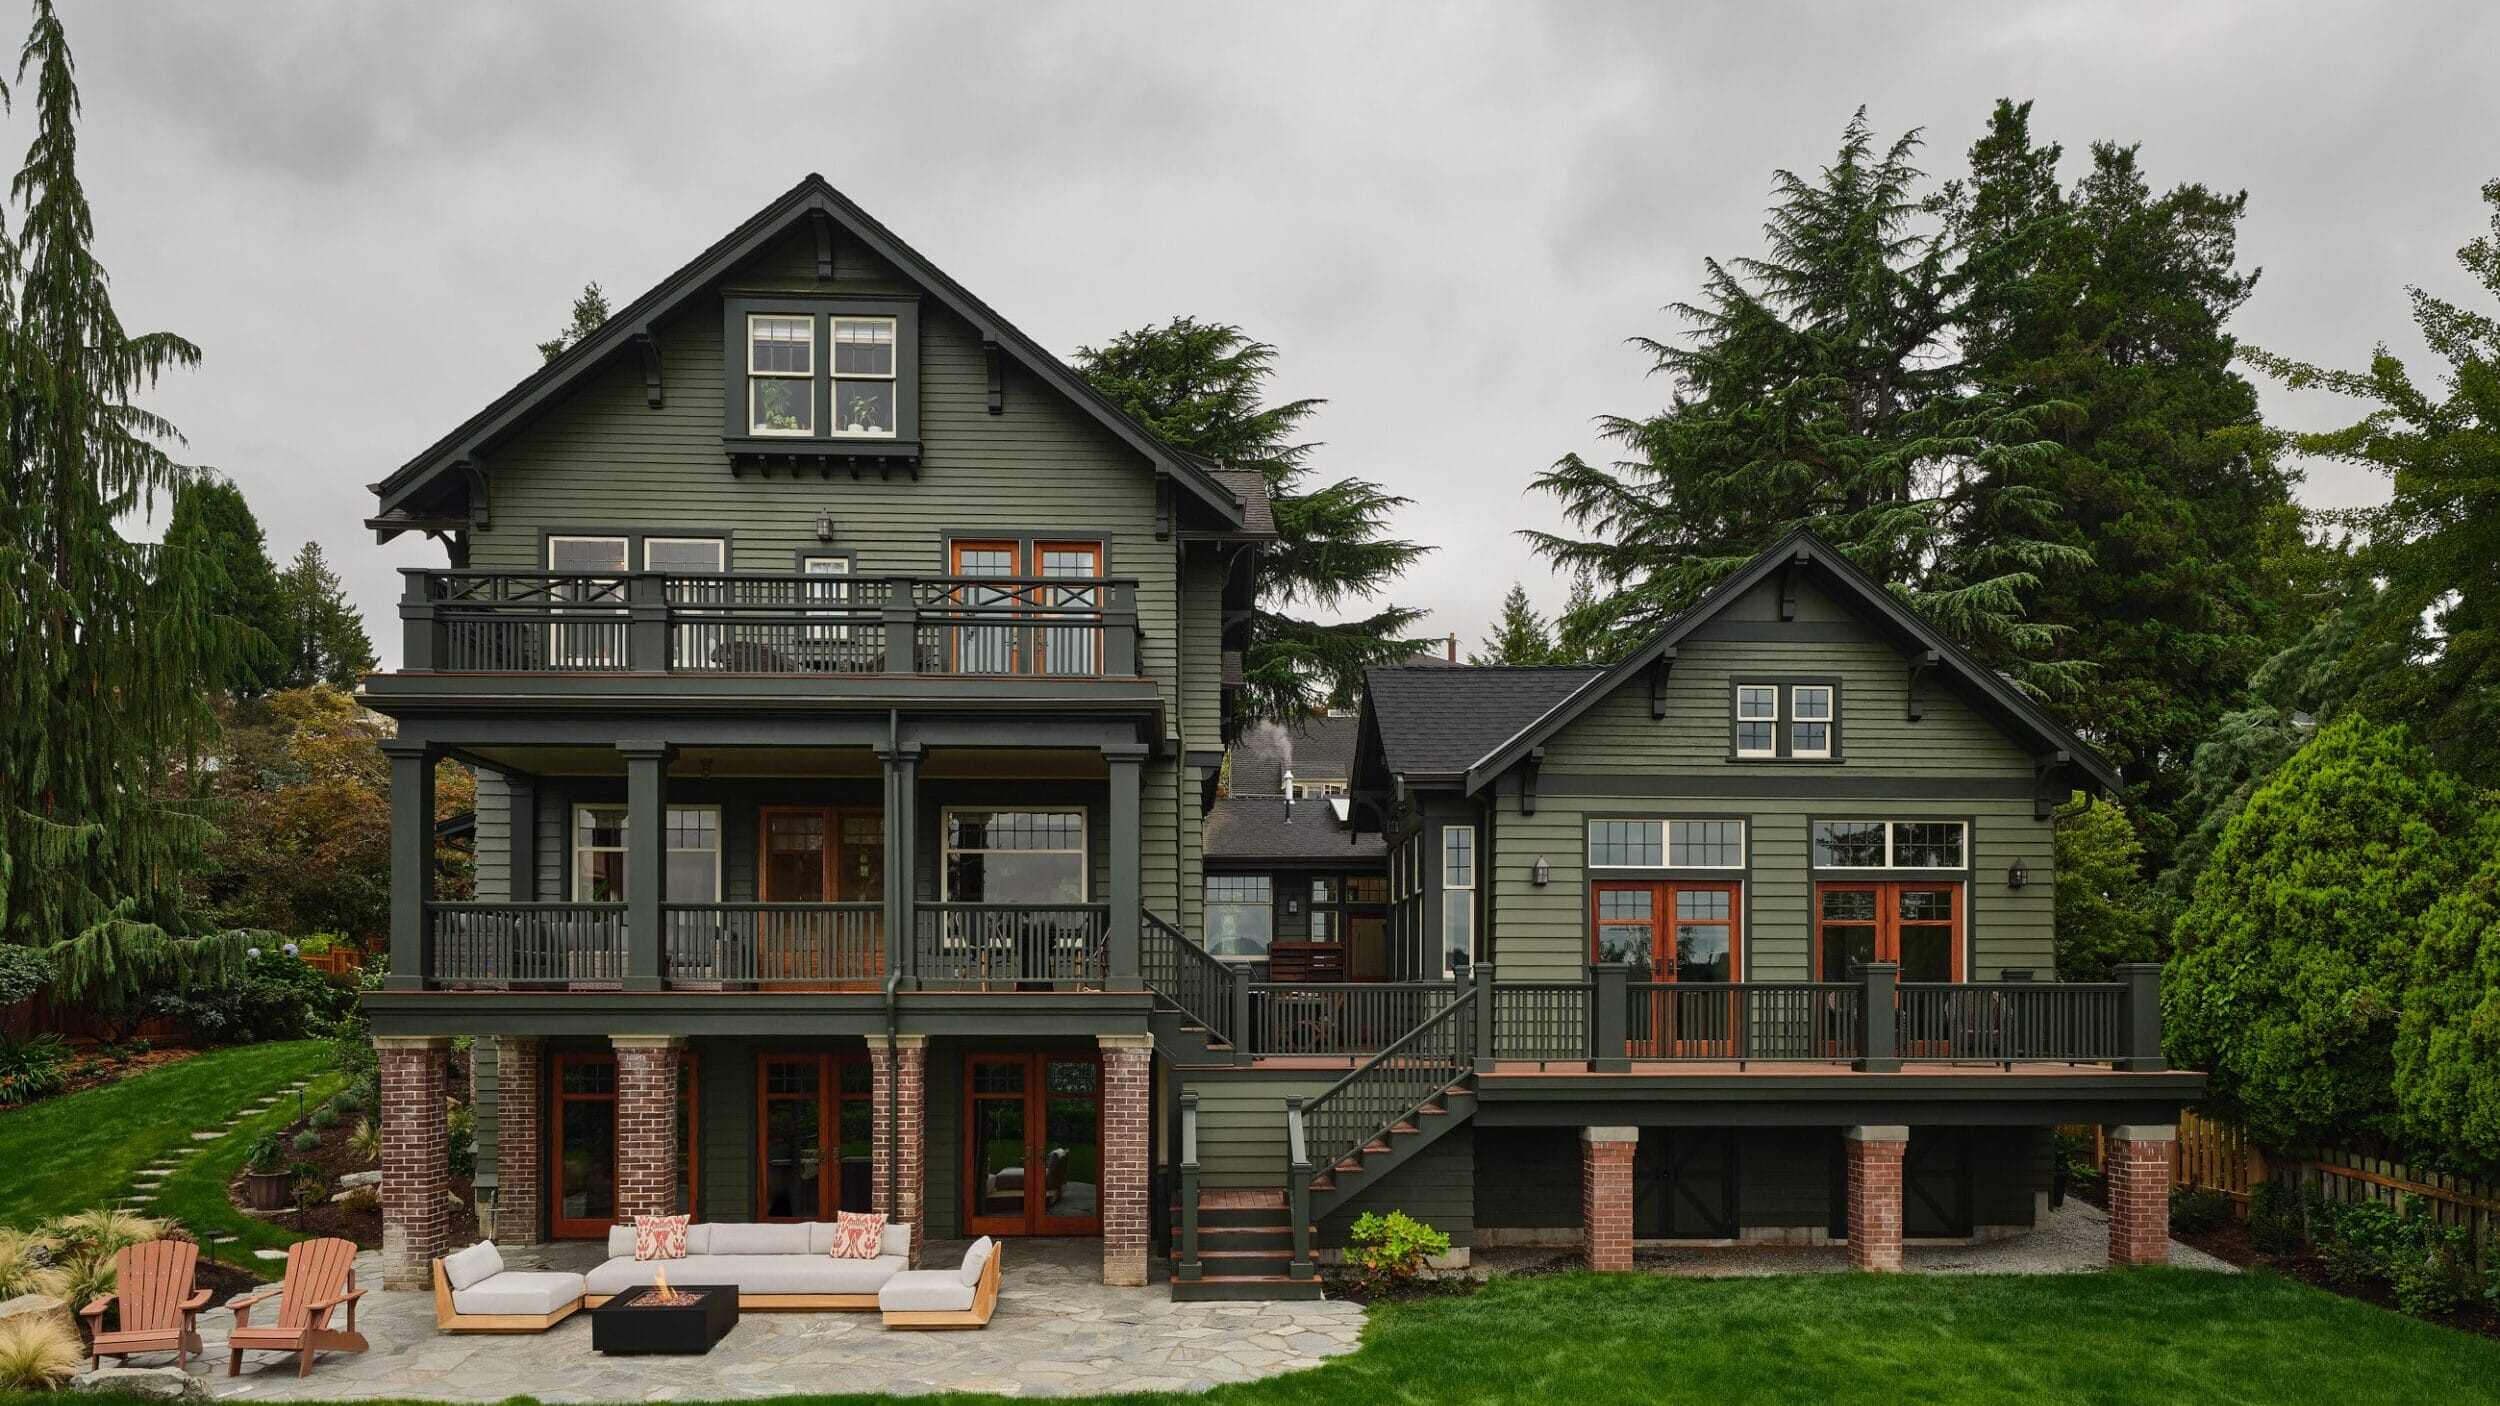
left=170, top=1238, right=1364, bottom=1400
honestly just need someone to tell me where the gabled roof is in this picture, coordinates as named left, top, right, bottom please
left=1228, top=713, right=1361, bottom=796
left=1460, top=528, right=2123, bottom=794
left=1204, top=796, right=1386, bottom=865
left=372, top=174, right=1252, bottom=535
left=1361, top=665, right=1604, bottom=780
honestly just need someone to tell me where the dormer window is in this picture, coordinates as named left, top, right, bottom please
left=832, top=318, right=897, bottom=436
left=1731, top=679, right=1842, bottom=761
left=747, top=315, right=814, bottom=435
left=722, top=296, right=920, bottom=463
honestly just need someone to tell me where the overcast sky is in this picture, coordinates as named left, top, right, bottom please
left=50, top=1, right=2500, bottom=667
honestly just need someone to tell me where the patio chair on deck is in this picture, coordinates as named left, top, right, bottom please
left=226, top=1237, right=369, bottom=1379
left=81, top=1239, right=212, bottom=1370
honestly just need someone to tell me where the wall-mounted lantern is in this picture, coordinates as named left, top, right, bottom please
left=2007, top=858, right=2029, bottom=890
left=1532, top=857, right=1552, bottom=887
left=815, top=508, right=836, bottom=543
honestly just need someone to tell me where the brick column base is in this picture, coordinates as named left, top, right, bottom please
left=491, top=1037, right=546, bottom=1244
left=378, top=1036, right=451, bottom=1290
left=1581, top=1127, right=1638, bottom=1272
left=612, top=1036, right=682, bottom=1221
left=869, top=1036, right=927, bottom=1264
left=1845, top=1125, right=1909, bottom=1273
left=1100, top=1036, right=1154, bottom=1287
left=2107, top=1124, right=2176, bottom=1267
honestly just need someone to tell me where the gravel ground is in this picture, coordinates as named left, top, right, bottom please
left=1470, top=1200, right=2236, bottom=1278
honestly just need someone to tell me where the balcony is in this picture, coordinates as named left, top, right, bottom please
left=394, top=570, right=1143, bottom=679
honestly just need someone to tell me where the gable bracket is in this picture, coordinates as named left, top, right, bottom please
left=983, top=339, right=1004, bottom=415
left=810, top=209, right=835, bottom=281
left=634, top=330, right=663, bottom=409
left=1906, top=650, right=1940, bottom=722
left=1155, top=476, right=1174, bottom=541
left=2033, top=750, right=2071, bottom=821
left=1520, top=746, right=1546, bottom=816
left=1649, top=648, right=1677, bottom=720
left=458, top=455, right=491, bottom=531
left=1779, top=550, right=1809, bottom=621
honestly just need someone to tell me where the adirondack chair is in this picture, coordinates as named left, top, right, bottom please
left=225, top=1238, right=369, bottom=1378
left=80, top=1239, right=212, bottom=1370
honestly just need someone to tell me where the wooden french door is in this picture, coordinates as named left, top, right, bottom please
left=759, top=806, right=884, bottom=985
left=946, top=539, right=1104, bottom=676
left=756, top=1053, right=872, bottom=1221
left=1593, top=881, right=1741, bottom=1057
left=1814, top=882, right=1963, bottom=983
left=963, top=1053, right=1104, bottom=1236
left=549, top=1052, right=698, bottom=1237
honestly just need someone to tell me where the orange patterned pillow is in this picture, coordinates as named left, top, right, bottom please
left=633, top=1214, right=689, bottom=1261
left=828, top=1210, right=887, bottom=1260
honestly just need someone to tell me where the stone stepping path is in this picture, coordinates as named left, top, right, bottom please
left=117, top=1071, right=321, bottom=1235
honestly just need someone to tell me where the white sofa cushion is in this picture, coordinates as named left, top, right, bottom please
left=959, top=1236, right=995, bottom=1287
left=441, top=1241, right=502, bottom=1291
left=585, top=1253, right=905, bottom=1298
left=707, top=1222, right=813, bottom=1256
left=806, top=1220, right=914, bottom=1261
left=607, top=1224, right=711, bottom=1258
left=451, top=1270, right=584, bottom=1317
left=878, top=1269, right=975, bottom=1314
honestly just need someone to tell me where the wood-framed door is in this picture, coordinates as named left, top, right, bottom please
left=1592, top=880, right=1741, bottom=1057
left=759, top=806, right=885, bottom=986
left=945, top=539, right=1105, bottom=676
left=549, top=1051, right=699, bottom=1237
left=756, top=1052, right=872, bottom=1221
left=963, top=1052, right=1104, bottom=1237
left=1812, top=882, right=1964, bottom=983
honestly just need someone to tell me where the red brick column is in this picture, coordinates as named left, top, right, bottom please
left=1581, top=1127, right=1639, bottom=1271
left=1845, top=1125, right=1909, bottom=1273
left=611, top=1036, right=681, bottom=1221
left=2106, top=1124, right=2176, bottom=1267
left=869, top=1035, right=926, bottom=1262
left=1099, top=1035, right=1154, bottom=1287
left=491, top=1036, right=545, bottom=1244
left=377, top=1035, right=450, bottom=1289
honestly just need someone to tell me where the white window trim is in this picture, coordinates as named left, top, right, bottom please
left=937, top=804, right=1090, bottom=902
left=830, top=315, right=899, bottom=440
left=643, top=537, right=727, bottom=575
left=1735, top=685, right=1780, bottom=759
left=570, top=803, right=722, bottom=902
left=1790, top=685, right=1836, bottom=760
left=1289, top=777, right=1349, bottom=799
left=747, top=313, right=815, bottom=438
left=1586, top=818, right=1749, bottom=870
left=1204, top=875, right=1276, bottom=964
left=1813, top=819, right=1968, bottom=871
left=1441, top=825, right=1477, bottom=978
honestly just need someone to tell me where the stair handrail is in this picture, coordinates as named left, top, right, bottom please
left=1288, top=986, right=1477, bottom=1220
left=1286, top=1095, right=1313, bottom=1281
left=1178, top=1089, right=1203, bottom=1283
left=1142, top=911, right=1235, bottom=1046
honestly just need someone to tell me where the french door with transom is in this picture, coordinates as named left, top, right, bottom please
left=947, top=539, right=1103, bottom=676
left=1813, top=882, right=1963, bottom=983
left=1592, top=881, right=1741, bottom=1057
left=756, top=1053, right=872, bottom=1221
left=759, top=807, right=885, bottom=986
left=963, top=1053, right=1103, bottom=1236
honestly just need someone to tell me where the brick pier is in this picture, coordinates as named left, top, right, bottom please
left=2106, top=1124, right=2176, bottom=1266
left=1099, top=1035, right=1154, bottom=1287
left=869, top=1034, right=927, bottom=1261
left=1844, top=1125, right=1908, bottom=1273
left=1580, top=1126, right=1639, bottom=1271
left=611, top=1036, right=682, bottom=1220
left=377, top=1035, right=450, bottom=1290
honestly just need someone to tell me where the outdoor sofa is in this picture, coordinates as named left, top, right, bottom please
left=583, top=1221, right=915, bottom=1311
left=433, top=1242, right=587, bottom=1333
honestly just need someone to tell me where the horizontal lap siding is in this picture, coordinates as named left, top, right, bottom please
left=473, top=771, right=512, bottom=902
left=1321, top=1129, right=1473, bottom=1249
left=1475, top=1127, right=1582, bottom=1229
left=1185, top=1074, right=1336, bottom=1189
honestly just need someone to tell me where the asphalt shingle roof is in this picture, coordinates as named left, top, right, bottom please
left=1203, top=796, right=1386, bottom=864
left=1208, top=468, right=1277, bottom=537
left=1228, top=714, right=1361, bottom=796
left=1362, top=664, right=1604, bottom=777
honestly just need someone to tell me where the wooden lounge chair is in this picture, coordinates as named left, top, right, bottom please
left=81, top=1239, right=213, bottom=1370
left=879, top=1238, right=1002, bottom=1331
left=226, top=1237, right=369, bottom=1378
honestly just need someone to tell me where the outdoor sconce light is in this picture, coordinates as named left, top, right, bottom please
left=1283, top=895, right=1302, bottom=916
left=815, top=507, right=835, bottom=543
left=1532, top=857, right=1551, bottom=887
left=2007, top=858, right=2029, bottom=890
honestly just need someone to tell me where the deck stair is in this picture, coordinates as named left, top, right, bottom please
left=1167, top=1190, right=1322, bottom=1301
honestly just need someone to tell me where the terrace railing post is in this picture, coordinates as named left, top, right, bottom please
left=1232, top=971, right=1256, bottom=1066
left=1177, top=1089, right=1203, bottom=1283
left=1104, top=582, right=1139, bottom=676
left=1473, top=962, right=1496, bottom=1067
left=2117, top=962, right=2167, bottom=1071
left=1102, top=743, right=1147, bottom=989
left=399, top=570, right=443, bottom=672
left=626, top=573, right=670, bottom=671
left=883, top=587, right=920, bottom=676
left=1853, top=961, right=1899, bottom=1073
left=876, top=742, right=921, bottom=986
left=1591, top=962, right=1630, bottom=1073
left=380, top=738, right=436, bottom=991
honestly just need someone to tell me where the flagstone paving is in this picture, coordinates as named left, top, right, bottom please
left=123, top=1237, right=1364, bottom=1400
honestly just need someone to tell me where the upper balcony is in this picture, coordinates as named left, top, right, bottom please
left=382, top=568, right=1152, bottom=706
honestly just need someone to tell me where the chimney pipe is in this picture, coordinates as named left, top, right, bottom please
left=1446, top=631, right=1457, bottom=662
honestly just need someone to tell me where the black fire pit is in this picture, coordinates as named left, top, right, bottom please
left=590, top=1283, right=739, bottom=1355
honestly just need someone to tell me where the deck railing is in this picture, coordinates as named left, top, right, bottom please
left=1143, top=912, right=1235, bottom=1045
left=1896, top=980, right=2126, bottom=1064
left=1487, top=981, right=1591, bottom=1062
left=1624, top=981, right=1862, bottom=1062
left=1287, top=987, right=1475, bottom=1268
left=426, top=902, right=627, bottom=987
left=400, top=569, right=1142, bottom=679
left=661, top=902, right=884, bottom=986
left=1246, top=982, right=1455, bottom=1058
left=911, top=902, right=1111, bottom=988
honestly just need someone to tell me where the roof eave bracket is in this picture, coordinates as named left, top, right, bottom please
left=983, top=339, right=1005, bottom=415
left=635, top=330, right=664, bottom=409
left=1520, top=746, right=1545, bottom=816
left=459, top=456, right=491, bottom=531
left=2033, top=750, right=2072, bottom=821
left=1649, top=648, right=1677, bottom=720
left=1906, top=650, right=1940, bottom=722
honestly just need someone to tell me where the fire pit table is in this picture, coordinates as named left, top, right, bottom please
left=589, top=1282, right=740, bottom=1355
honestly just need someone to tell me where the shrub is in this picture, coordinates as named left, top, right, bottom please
left=290, top=1129, right=322, bottom=1153
left=1346, top=1210, right=1451, bottom=1289
left=346, top=1116, right=380, bottom=1165
left=2318, top=1198, right=2402, bottom=1287
left=51, top=1252, right=115, bottom=1318
left=0, top=1313, right=82, bottom=1392
left=448, top=1100, right=476, bottom=1178
left=46, top=1207, right=163, bottom=1258
left=245, top=1133, right=289, bottom=1174
left=0, top=1229, right=66, bottom=1302
left=2169, top=1187, right=2234, bottom=1236
left=0, top=1034, right=72, bottom=1107
left=2247, top=1180, right=2304, bottom=1255
left=308, top=1104, right=341, bottom=1131
left=2391, top=1216, right=2475, bottom=1317
left=149, top=949, right=351, bottom=1045
left=290, top=1164, right=329, bottom=1216
left=0, top=944, right=51, bottom=1010
left=328, top=1088, right=362, bottom=1115
left=342, top=1186, right=379, bottom=1216
left=2051, top=1128, right=2102, bottom=1184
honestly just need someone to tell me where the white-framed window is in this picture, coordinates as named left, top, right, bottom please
left=1791, top=685, right=1834, bottom=758
left=645, top=537, right=726, bottom=575
left=1289, top=777, right=1348, bottom=799
left=941, top=807, right=1088, bottom=903
left=1735, top=686, right=1779, bottom=757
left=1811, top=820, right=1966, bottom=870
left=1734, top=682, right=1840, bottom=759
left=1204, top=875, right=1274, bottom=962
left=800, top=553, right=855, bottom=653
left=571, top=804, right=721, bottom=903
left=830, top=317, right=897, bottom=437
left=1587, top=819, right=1747, bottom=869
left=1441, top=825, right=1475, bottom=976
left=546, top=535, right=630, bottom=668
left=748, top=313, right=814, bottom=436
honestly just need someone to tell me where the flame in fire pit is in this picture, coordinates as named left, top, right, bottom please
left=636, top=1267, right=698, bottom=1308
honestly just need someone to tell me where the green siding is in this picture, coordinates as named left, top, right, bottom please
left=1320, top=1128, right=1473, bottom=1250
left=1184, top=1073, right=1337, bottom=1190
left=474, top=771, right=512, bottom=902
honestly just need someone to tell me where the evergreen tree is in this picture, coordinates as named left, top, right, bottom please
left=1077, top=317, right=1431, bottom=715
left=275, top=540, right=376, bottom=687
left=537, top=281, right=608, bottom=363
left=1943, top=102, right=2315, bottom=852
left=1549, top=571, right=1613, bottom=666
left=1528, top=111, right=2083, bottom=693
left=2244, top=176, right=2500, bottom=786
left=0, top=0, right=239, bottom=1004
left=1469, top=582, right=1558, bottom=665
left=2397, top=809, right=2500, bottom=1177
left=164, top=474, right=289, bottom=695
left=2051, top=791, right=2162, bottom=980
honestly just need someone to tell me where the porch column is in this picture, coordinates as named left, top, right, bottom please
left=491, top=1037, right=546, bottom=1244
left=869, top=1034, right=927, bottom=1262
left=1098, top=1034, right=1155, bottom=1286
left=2106, top=1124, right=2176, bottom=1266
left=1844, top=1124, right=1909, bottom=1272
left=1103, top=743, right=1148, bottom=988
left=1581, top=1126, right=1638, bottom=1272
left=376, top=1035, right=450, bottom=1289
left=611, top=1036, right=682, bottom=1220
left=380, top=740, right=435, bottom=991
left=619, top=742, right=675, bottom=991
left=876, top=742, right=922, bottom=985
left=506, top=773, right=539, bottom=903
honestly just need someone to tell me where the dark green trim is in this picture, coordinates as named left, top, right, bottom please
left=720, top=293, right=922, bottom=452
left=386, top=710, right=1152, bottom=756
left=1528, top=773, right=2040, bottom=801
left=363, top=673, right=1168, bottom=718
left=364, top=989, right=1156, bottom=1038
left=1727, top=675, right=1845, bottom=763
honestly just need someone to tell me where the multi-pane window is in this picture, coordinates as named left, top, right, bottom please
left=748, top=314, right=814, bottom=435
left=1592, top=880, right=1741, bottom=982
left=1735, top=686, right=1779, bottom=756
left=1204, top=875, right=1274, bottom=961
left=943, top=808, right=1087, bottom=903
left=1289, top=777, right=1349, bottom=799
left=1811, top=820, right=1967, bottom=870
left=1791, top=685, right=1834, bottom=757
left=1441, top=826, right=1476, bottom=975
left=1733, top=682, right=1840, bottom=759
left=831, top=317, right=897, bottom=436
left=546, top=535, right=630, bottom=668
left=571, top=805, right=720, bottom=902
left=1587, top=819, right=1746, bottom=869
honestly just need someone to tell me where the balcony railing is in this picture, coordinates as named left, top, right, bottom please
left=427, top=902, right=627, bottom=988
left=398, top=570, right=1143, bottom=679
left=1245, top=982, right=1456, bottom=1058
left=662, top=902, right=884, bottom=986
left=911, top=903, right=1110, bottom=989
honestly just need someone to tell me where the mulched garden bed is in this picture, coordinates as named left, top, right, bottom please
left=1319, top=1269, right=1485, bottom=1305
left=5, top=1044, right=207, bottom=1111
left=224, top=1087, right=478, bottom=1252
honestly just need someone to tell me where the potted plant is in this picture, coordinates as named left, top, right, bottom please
left=844, top=393, right=882, bottom=434
left=243, top=1134, right=292, bottom=1210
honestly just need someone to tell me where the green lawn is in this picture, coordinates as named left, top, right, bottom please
left=152, top=1061, right=348, bottom=1271
left=22, top=1265, right=2497, bottom=1405
left=0, top=1041, right=331, bottom=1233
